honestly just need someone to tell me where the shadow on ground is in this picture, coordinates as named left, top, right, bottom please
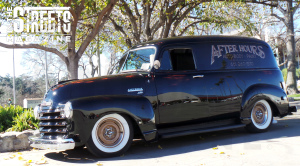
left=44, top=114, right=300, bottom=164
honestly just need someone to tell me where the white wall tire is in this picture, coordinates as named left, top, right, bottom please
left=86, top=114, right=133, bottom=157
left=246, top=100, right=273, bottom=133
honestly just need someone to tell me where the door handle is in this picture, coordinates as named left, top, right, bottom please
left=193, top=75, right=204, bottom=78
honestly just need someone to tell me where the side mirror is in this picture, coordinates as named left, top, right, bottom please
left=153, top=60, right=161, bottom=69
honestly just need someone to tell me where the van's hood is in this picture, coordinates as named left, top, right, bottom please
left=44, top=72, right=148, bottom=105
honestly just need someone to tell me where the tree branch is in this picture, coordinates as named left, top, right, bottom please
left=278, top=59, right=288, bottom=67
left=292, top=1, right=300, bottom=15
left=60, top=0, right=77, bottom=21
left=150, top=0, right=168, bottom=35
left=77, top=0, right=117, bottom=58
left=247, top=0, right=278, bottom=7
left=277, top=3, right=287, bottom=15
left=133, top=0, right=141, bottom=17
left=144, top=1, right=152, bottom=40
left=271, top=13, right=287, bottom=26
left=133, top=0, right=142, bottom=39
left=171, top=3, right=199, bottom=37
left=109, top=17, right=132, bottom=47
left=78, top=14, right=99, bottom=20
left=119, top=0, right=139, bottom=40
left=178, top=20, right=228, bottom=36
left=0, top=42, right=67, bottom=63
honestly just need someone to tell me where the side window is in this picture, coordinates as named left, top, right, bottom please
left=169, top=48, right=195, bottom=71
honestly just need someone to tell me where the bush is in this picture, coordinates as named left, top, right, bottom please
left=0, top=105, right=23, bottom=132
left=0, top=105, right=39, bottom=132
left=6, top=108, right=39, bottom=132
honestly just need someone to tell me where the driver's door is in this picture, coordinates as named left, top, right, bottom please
left=155, top=47, right=209, bottom=124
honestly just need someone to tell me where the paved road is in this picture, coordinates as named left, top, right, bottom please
left=1, top=103, right=300, bottom=166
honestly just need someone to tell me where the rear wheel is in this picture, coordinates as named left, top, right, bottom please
left=245, top=100, right=273, bottom=133
left=86, top=114, right=133, bottom=157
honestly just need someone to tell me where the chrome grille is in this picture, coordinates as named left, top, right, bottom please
left=38, top=103, right=68, bottom=140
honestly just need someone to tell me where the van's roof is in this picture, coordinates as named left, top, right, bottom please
left=133, top=36, right=268, bottom=49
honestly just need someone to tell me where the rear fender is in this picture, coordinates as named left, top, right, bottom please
left=241, top=84, right=289, bottom=124
left=69, top=95, right=157, bottom=145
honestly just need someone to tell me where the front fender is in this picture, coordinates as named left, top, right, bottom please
left=69, top=95, right=156, bottom=145
left=241, top=84, right=289, bottom=123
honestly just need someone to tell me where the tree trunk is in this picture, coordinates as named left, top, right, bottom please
left=285, top=0, right=298, bottom=94
left=66, top=56, right=80, bottom=80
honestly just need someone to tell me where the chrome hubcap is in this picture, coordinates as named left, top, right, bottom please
left=96, top=118, right=124, bottom=147
left=104, top=127, right=116, bottom=138
left=252, top=103, right=268, bottom=125
left=256, top=111, right=263, bottom=120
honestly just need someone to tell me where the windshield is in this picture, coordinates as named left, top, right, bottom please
left=120, top=47, right=156, bottom=72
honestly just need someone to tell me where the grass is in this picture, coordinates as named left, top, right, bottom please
left=288, top=94, right=300, bottom=98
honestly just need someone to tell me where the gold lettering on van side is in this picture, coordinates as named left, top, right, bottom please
left=211, top=45, right=265, bottom=65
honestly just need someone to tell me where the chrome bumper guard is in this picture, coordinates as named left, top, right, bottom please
left=29, top=137, right=75, bottom=151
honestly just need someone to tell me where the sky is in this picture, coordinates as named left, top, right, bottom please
left=0, top=48, right=24, bottom=77
left=0, top=27, right=25, bottom=77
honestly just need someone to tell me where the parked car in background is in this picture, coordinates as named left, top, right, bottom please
left=30, top=36, right=296, bottom=157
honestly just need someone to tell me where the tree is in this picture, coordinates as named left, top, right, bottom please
left=78, top=39, right=123, bottom=77
left=0, top=74, right=45, bottom=106
left=77, top=30, right=125, bottom=77
left=22, top=48, right=68, bottom=85
left=0, top=0, right=118, bottom=79
left=80, top=42, right=100, bottom=78
left=248, top=0, right=300, bottom=94
left=108, top=0, right=258, bottom=48
left=271, top=1, right=300, bottom=94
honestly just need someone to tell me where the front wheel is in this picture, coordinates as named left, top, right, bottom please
left=245, top=100, right=273, bottom=133
left=86, top=114, right=133, bottom=157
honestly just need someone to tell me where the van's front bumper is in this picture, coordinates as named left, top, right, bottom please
left=29, top=137, right=75, bottom=151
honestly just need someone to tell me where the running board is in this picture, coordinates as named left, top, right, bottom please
left=160, top=124, right=246, bottom=139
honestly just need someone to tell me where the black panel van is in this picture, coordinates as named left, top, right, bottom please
left=30, top=36, right=296, bottom=157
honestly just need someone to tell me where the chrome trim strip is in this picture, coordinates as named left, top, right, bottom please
left=40, top=104, right=64, bottom=114
left=40, top=109, right=63, bottom=114
left=39, top=116, right=66, bottom=120
left=39, top=121, right=67, bottom=127
left=193, top=75, right=204, bottom=78
left=29, top=137, right=75, bottom=151
left=40, top=128, right=67, bottom=134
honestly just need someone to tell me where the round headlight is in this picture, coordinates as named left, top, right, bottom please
left=33, top=105, right=40, bottom=119
left=63, top=102, right=73, bottom=119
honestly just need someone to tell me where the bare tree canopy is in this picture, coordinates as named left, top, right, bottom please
left=108, top=0, right=259, bottom=48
